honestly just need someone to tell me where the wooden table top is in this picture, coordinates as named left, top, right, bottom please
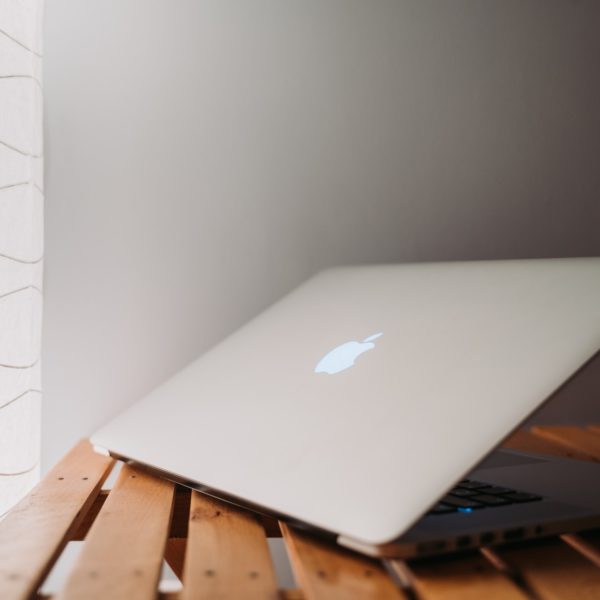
left=1, top=425, right=600, bottom=599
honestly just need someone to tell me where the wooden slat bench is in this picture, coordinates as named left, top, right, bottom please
left=2, top=426, right=600, bottom=599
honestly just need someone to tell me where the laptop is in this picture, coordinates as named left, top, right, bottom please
left=91, top=257, right=600, bottom=557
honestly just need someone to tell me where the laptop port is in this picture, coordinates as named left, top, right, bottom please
left=480, top=532, right=495, bottom=544
left=417, top=540, right=447, bottom=555
left=503, top=527, right=525, bottom=541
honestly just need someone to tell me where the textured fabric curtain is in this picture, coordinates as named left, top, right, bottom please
left=0, top=0, right=44, bottom=517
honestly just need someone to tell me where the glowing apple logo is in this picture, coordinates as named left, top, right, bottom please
left=314, top=333, right=383, bottom=375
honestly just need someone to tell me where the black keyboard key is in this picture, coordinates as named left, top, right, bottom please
left=471, top=494, right=512, bottom=506
left=429, top=481, right=544, bottom=515
left=442, top=495, right=484, bottom=509
left=458, top=480, right=488, bottom=490
left=477, top=485, right=514, bottom=495
left=503, top=492, right=542, bottom=503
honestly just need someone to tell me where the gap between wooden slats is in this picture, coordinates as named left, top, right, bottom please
left=562, top=532, right=600, bottom=569
left=23, top=427, right=600, bottom=599
left=73, top=485, right=195, bottom=542
left=55, top=464, right=175, bottom=600
left=181, top=491, right=279, bottom=600
left=164, top=538, right=187, bottom=581
left=0, top=440, right=114, bottom=600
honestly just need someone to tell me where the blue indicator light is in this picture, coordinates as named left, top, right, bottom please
left=457, top=507, right=473, bottom=513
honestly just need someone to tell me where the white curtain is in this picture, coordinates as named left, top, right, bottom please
left=0, top=0, right=43, bottom=516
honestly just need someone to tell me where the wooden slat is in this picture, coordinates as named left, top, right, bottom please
left=181, top=492, right=279, bottom=600
left=502, top=429, right=593, bottom=461
left=562, top=533, right=600, bottom=569
left=281, top=523, right=405, bottom=600
left=0, top=440, right=114, bottom=600
left=166, top=486, right=280, bottom=538
left=57, top=464, right=175, bottom=600
left=75, top=485, right=191, bottom=541
left=531, top=426, right=600, bottom=462
left=587, top=424, right=600, bottom=435
left=499, top=538, right=600, bottom=600
left=280, top=589, right=305, bottom=600
left=397, top=553, right=528, bottom=600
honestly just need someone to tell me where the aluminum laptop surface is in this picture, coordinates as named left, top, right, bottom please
left=340, top=448, right=600, bottom=557
left=91, top=258, right=600, bottom=546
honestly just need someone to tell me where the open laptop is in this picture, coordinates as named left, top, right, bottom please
left=91, top=257, right=600, bottom=557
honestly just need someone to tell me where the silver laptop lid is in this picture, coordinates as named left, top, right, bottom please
left=91, top=258, right=600, bottom=545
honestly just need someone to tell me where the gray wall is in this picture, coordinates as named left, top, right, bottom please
left=43, top=0, right=600, bottom=470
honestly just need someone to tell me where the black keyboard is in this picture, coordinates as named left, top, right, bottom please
left=429, top=479, right=542, bottom=515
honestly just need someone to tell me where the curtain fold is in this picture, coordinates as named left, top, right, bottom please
left=0, top=0, right=44, bottom=516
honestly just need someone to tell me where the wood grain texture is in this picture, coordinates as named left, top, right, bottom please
left=531, top=426, right=600, bottom=462
left=57, top=464, right=175, bottom=600
left=74, top=486, right=190, bottom=541
left=10, top=428, right=600, bottom=599
left=0, top=439, right=114, bottom=600
left=281, top=523, right=405, bottom=600
left=397, top=554, right=528, bottom=600
left=499, top=538, right=600, bottom=600
left=280, top=589, right=305, bottom=600
left=181, top=492, right=279, bottom=600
